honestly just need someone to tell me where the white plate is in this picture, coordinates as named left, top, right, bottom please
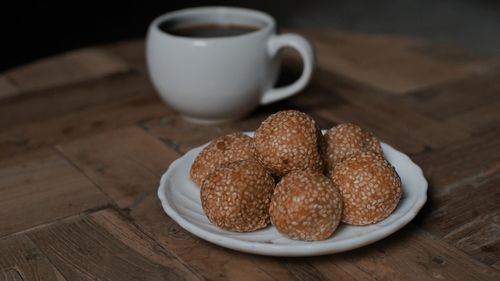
left=157, top=132, right=427, bottom=256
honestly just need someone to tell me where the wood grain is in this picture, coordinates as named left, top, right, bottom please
left=307, top=31, right=498, bottom=94
left=281, top=225, right=500, bottom=281
left=0, top=269, right=24, bottom=281
left=0, top=72, right=156, bottom=131
left=0, top=234, right=66, bottom=281
left=394, top=70, right=500, bottom=121
left=4, top=48, right=130, bottom=94
left=420, top=175, right=500, bottom=266
left=328, top=226, right=500, bottom=281
left=0, top=95, right=171, bottom=159
left=56, top=126, right=178, bottom=209
left=27, top=209, right=201, bottom=281
left=0, top=148, right=109, bottom=237
left=446, top=100, right=500, bottom=137
left=413, top=128, right=500, bottom=189
left=310, top=257, right=374, bottom=281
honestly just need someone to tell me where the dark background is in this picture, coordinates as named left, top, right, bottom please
left=2, top=0, right=500, bottom=71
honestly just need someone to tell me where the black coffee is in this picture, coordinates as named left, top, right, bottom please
left=161, top=23, right=259, bottom=38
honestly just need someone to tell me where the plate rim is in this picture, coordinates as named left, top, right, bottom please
left=157, top=134, right=428, bottom=256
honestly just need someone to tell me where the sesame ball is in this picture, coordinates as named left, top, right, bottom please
left=190, top=133, right=256, bottom=187
left=269, top=170, right=343, bottom=241
left=201, top=160, right=275, bottom=232
left=254, top=110, right=324, bottom=176
left=331, top=152, right=401, bottom=225
left=324, top=123, right=382, bottom=174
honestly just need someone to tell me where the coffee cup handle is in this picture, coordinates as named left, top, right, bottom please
left=261, top=33, right=315, bottom=105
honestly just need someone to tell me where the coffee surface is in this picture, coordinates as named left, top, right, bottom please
left=161, top=23, right=259, bottom=38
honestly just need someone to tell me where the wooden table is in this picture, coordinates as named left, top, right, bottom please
left=0, top=30, right=499, bottom=281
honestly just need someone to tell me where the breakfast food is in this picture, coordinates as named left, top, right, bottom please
left=324, top=123, right=382, bottom=174
left=200, top=160, right=275, bottom=232
left=254, top=110, right=324, bottom=176
left=331, top=152, right=401, bottom=225
left=269, top=170, right=343, bottom=240
left=192, top=110, right=403, bottom=240
left=190, top=132, right=255, bottom=187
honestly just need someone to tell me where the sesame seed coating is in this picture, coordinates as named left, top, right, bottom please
left=269, top=170, right=343, bottom=241
left=324, top=123, right=382, bottom=175
left=254, top=110, right=324, bottom=177
left=201, top=160, right=275, bottom=232
left=331, top=152, right=401, bottom=225
left=190, top=133, right=256, bottom=187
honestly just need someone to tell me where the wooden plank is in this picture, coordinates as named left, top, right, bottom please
left=275, top=258, right=374, bottom=281
left=0, top=75, right=20, bottom=99
left=0, top=234, right=66, bottom=281
left=0, top=148, right=109, bottom=237
left=311, top=258, right=374, bottom=281
left=326, top=226, right=500, bottom=281
left=413, top=128, right=500, bottom=188
left=306, top=31, right=499, bottom=94
left=0, top=72, right=157, bottom=131
left=89, top=209, right=201, bottom=280
left=394, top=69, right=500, bottom=123
left=0, top=92, right=171, bottom=159
left=56, top=126, right=178, bottom=209
left=419, top=175, right=500, bottom=266
left=421, top=176, right=499, bottom=236
left=27, top=209, right=202, bottom=281
left=5, top=48, right=131, bottom=93
left=445, top=100, right=500, bottom=136
left=445, top=214, right=500, bottom=266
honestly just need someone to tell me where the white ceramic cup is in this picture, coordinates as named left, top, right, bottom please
left=146, top=7, right=314, bottom=124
